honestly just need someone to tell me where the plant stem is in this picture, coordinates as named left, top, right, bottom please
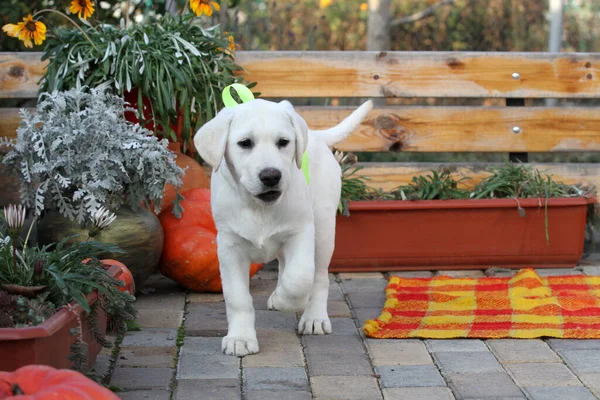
left=126, top=0, right=131, bottom=28
left=32, top=9, right=99, bottom=52
left=11, top=241, right=17, bottom=275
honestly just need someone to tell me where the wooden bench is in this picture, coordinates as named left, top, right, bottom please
left=1, top=50, right=600, bottom=196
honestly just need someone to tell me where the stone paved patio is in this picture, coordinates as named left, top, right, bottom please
left=94, top=263, right=600, bottom=400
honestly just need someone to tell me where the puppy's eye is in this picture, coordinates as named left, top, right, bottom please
left=277, top=138, right=290, bottom=148
left=237, top=139, right=253, bottom=149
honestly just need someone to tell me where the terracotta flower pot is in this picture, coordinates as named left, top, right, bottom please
left=331, top=197, right=595, bottom=272
left=37, top=207, right=163, bottom=288
left=0, top=262, right=124, bottom=372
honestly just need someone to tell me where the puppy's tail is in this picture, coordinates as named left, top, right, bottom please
left=314, top=100, right=373, bottom=147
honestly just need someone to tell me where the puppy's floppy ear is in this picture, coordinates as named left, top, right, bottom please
left=279, top=100, right=308, bottom=169
left=194, top=107, right=234, bottom=171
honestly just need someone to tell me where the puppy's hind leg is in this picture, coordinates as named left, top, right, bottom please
left=298, top=214, right=334, bottom=335
left=268, top=225, right=315, bottom=312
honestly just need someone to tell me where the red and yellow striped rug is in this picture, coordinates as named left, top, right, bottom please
left=363, top=268, right=600, bottom=339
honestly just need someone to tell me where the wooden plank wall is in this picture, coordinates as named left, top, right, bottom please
left=1, top=51, right=599, bottom=192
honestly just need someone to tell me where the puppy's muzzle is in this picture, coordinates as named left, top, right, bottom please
left=257, top=168, right=282, bottom=203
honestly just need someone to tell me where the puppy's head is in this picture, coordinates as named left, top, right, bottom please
left=194, top=99, right=308, bottom=204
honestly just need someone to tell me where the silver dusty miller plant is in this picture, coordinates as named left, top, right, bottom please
left=3, top=84, right=184, bottom=224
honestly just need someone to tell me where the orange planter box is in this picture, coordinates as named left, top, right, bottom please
left=331, top=197, right=595, bottom=272
left=0, top=264, right=124, bottom=372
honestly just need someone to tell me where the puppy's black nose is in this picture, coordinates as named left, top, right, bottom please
left=259, top=168, right=281, bottom=187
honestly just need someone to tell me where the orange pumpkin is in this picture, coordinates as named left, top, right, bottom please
left=0, top=365, right=120, bottom=399
left=159, top=188, right=262, bottom=292
left=101, top=259, right=136, bottom=295
left=159, top=142, right=210, bottom=213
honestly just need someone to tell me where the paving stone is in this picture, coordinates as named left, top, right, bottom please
left=242, top=330, right=304, bottom=367
left=118, top=390, right=171, bottom=400
left=251, top=294, right=272, bottom=310
left=134, top=293, right=186, bottom=310
left=311, top=376, right=383, bottom=400
left=436, top=270, right=485, bottom=277
left=245, top=390, right=311, bottom=400
left=558, top=350, right=600, bottom=374
left=446, top=373, right=524, bottom=399
left=304, top=335, right=373, bottom=376
left=135, top=309, right=184, bottom=328
left=338, top=272, right=385, bottom=280
left=187, top=293, right=224, bottom=303
left=366, top=339, right=433, bottom=366
left=109, top=367, right=172, bottom=391
left=347, top=291, right=387, bottom=309
left=353, top=307, right=384, bottom=327
left=433, top=351, right=503, bottom=374
left=185, top=302, right=228, bottom=337
left=328, top=300, right=351, bottom=317
left=117, top=346, right=176, bottom=368
left=382, top=387, right=454, bottom=400
left=487, top=339, right=561, bottom=364
left=89, top=354, right=111, bottom=379
left=174, top=379, right=240, bottom=400
left=139, top=274, right=186, bottom=295
left=376, top=365, right=445, bottom=388
left=329, top=282, right=345, bottom=301
left=523, top=386, right=597, bottom=400
left=255, top=310, right=298, bottom=330
left=340, top=278, right=388, bottom=294
left=505, top=363, right=580, bottom=387
left=546, top=339, right=600, bottom=351
left=253, top=267, right=279, bottom=280
left=426, top=339, right=488, bottom=352
left=485, top=268, right=519, bottom=277
left=249, top=279, right=278, bottom=295
left=388, top=270, right=434, bottom=278
left=120, top=328, right=178, bottom=347
left=329, top=317, right=359, bottom=335
left=580, top=373, right=600, bottom=397
left=177, top=354, right=239, bottom=380
left=582, top=265, right=600, bottom=276
left=535, top=268, right=582, bottom=276
left=243, top=367, right=308, bottom=391
left=180, top=337, right=223, bottom=356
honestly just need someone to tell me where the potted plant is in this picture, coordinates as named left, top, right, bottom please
left=332, top=153, right=597, bottom=271
left=2, top=85, right=184, bottom=286
left=2, top=0, right=254, bottom=209
left=0, top=204, right=137, bottom=372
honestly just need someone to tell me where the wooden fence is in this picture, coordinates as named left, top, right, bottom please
left=1, top=51, right=599, bottom=192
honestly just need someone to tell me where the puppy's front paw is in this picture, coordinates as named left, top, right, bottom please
left=222, top=335, right=259, bottom=357
left=267, top=288, right=307, bottom=312
left=298, top=312, right=332, bottom=335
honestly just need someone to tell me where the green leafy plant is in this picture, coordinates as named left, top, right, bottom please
left=0, top=204, right=137, bottom=372
left=2, top=86, right=184, bottom=224
left=39, top=13, right=255, bottom=154
left=472, top=162, right=588, bottom=200
left=394, top=169, right=471, bottom=201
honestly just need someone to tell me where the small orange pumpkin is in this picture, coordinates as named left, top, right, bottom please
left=0, top=365, right=120, bottom=399
left=100, top=259, right=136, bottom=295
left=159, top=188, right=262, bottom=292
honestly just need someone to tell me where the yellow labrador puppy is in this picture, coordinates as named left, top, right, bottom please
left=194, top=99, right=373, bottom=356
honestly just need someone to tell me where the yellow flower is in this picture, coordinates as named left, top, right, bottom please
left=227, top=35, right=235, bottom=52
left=69, top=0, right=95, bottom=19
left=319, top=0, right=332, bottom=9
left=190, top=0, right=220, bottom=17
left=2, top=15, right=46, bottom=48
left=360, top=2, right=368, bottom=11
